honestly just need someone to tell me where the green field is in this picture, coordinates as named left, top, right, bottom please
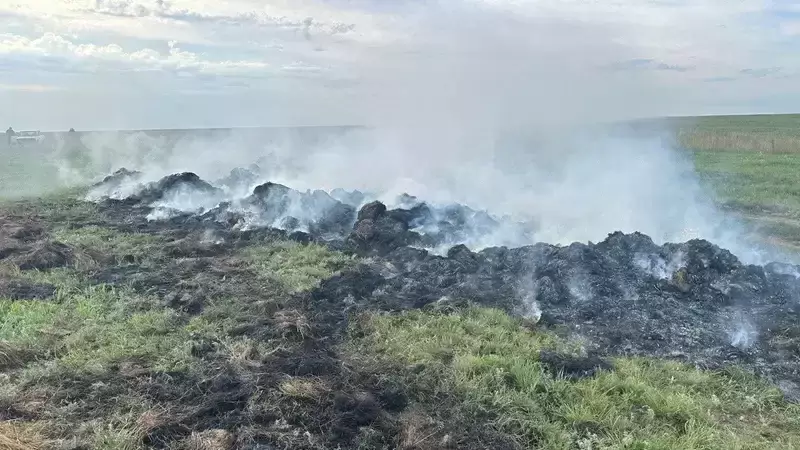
left=0, top=148, right=63, bottom=199
left=692, top=151, right=800, bottom=211
left=675, top=114, right=800, bottom=153
left=677, top=114, right=800, bottom=248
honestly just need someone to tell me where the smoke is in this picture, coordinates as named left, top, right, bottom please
left=146, top=183, right=227, bottom=222
left=635, top=251, right=687, bottom=281
left=46, top=1, right=793, bottom=266
left=729, top=316, right=759, bottom=350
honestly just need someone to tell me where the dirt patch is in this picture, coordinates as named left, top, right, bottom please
left=538, top=351, right=613, bottom=380
left=0, top=278, right=56, bottom=300
left=0, top=215, right=75, bottom=270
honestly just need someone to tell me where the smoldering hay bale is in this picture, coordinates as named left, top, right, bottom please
left=88, top=168, right=800, bottom=400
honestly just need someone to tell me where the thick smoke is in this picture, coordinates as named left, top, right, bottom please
left=55, top=2, right=790, bottom=265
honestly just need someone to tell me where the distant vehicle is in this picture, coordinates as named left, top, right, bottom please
left=12, top=130, right=45, bottom=145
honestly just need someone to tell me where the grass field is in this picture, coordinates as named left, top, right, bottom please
left=1, top=118, right=800, bottom=448
left=676, top=115, right=800, bottom=248
left=692, top=151, right=800, bottom=211
left=674, top=114, right=800, bottom=153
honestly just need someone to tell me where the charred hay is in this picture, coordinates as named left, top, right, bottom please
left=88, top=169, right=800, bottom=400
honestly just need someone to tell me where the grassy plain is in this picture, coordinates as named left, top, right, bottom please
left=1, top=119, right=800, bottom=448
left=674, top=114, right=800, bottom=153
left=678, top=114, right=800, bottom=248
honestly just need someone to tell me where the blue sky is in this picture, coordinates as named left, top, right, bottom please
left=0, top=0, right=798, bottom=130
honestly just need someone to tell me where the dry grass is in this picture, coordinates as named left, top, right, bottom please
left=0, top=340, right=24, bottom=370
left=0, top=422, right=45, bottom=450
left=398, top=409, right=447, bottom=450
left=279, top=377, right=329, bottom=401
left=678, top=129, right=800, bottom=153
left=671, top=114, right=800, bottom=153
left=273, top=309, right=312, bottom=340
left=179, top=429, right=236, bottom=450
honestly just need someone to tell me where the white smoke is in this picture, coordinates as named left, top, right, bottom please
left=146, top=184, right=227, bottom=222
left=567, top=272, right=594, bottom=303
left=635, top=251, right=687, bottom=280
left=729, top=317, right=759, bottom=350
left=42, top=1, right=793, bottom=265
left=767, top=263, right=800, bottom=279
left=85, top=173, right=146, bottom=201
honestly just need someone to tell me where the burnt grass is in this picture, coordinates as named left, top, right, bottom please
left=1, top=171, right=800, bottom=449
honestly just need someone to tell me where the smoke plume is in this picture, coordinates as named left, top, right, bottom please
left=47, top=1, right=790, bottom=265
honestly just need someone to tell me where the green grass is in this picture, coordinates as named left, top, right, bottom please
left=53, top=225, right=166, bottom=266
left=0, top=147, right=65, bottom=200
left=351, top=307, right=800, bottom=449
left=0, top=234, right=341, bottom=378
left=691, top=150, right=800, bottom=212
left=0, top=187, right=99, bottom=233
left=673, top=114, right=800, bottom=131
left=0, top=232, right=349, bottom=447
left=241, top=240, right=354, bottom=293
left=0, top=264, right=290, bottom=448
left=670, top=114, right=800, bottom=153
left=0, top=300, right=61, bottom=349
left=0, top=271, right=193, bottom=373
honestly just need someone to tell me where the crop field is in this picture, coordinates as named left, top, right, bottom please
left=1, top=119, right=800, bottom=449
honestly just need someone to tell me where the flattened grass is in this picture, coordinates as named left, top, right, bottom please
left=350, top=307, right=800, bottom=449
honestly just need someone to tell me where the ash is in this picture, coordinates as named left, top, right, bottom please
left=89, top=168, right=800, bottom=401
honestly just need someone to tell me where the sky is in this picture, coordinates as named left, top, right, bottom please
left=0, top=0, right=799, bottom=130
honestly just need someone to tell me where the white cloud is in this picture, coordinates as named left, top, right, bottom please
left=0, top=0, right=797, bottom=129
left=0, top=82, right=60, bottom=92
left=781, top=20, right=800, bottom=37
left=0, top=32, right=272, bottom=76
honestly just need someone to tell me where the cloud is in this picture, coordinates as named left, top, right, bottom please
left=656, top=63, right=694, bottom=73
left=608, top=58, right=694, bottom=73
left=740, top=67, right=783, bottom=78
left=704, top=76, right=737, bottom=83
left=780, top=19, right=800, bottom=36
left=0, top=32, right=271, bottom=75
left=0, top=0, right=798, bottom=129
left=0, top=82, right=60, bottom=92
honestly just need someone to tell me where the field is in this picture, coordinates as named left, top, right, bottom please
left=674, top=114, right=800, bottom=154
left=679, top=114, right=800, bottom=248
left=1, top=119, right=800, bottom=449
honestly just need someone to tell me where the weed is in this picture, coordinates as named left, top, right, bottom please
left=350, top=307, right=800, bottom=449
